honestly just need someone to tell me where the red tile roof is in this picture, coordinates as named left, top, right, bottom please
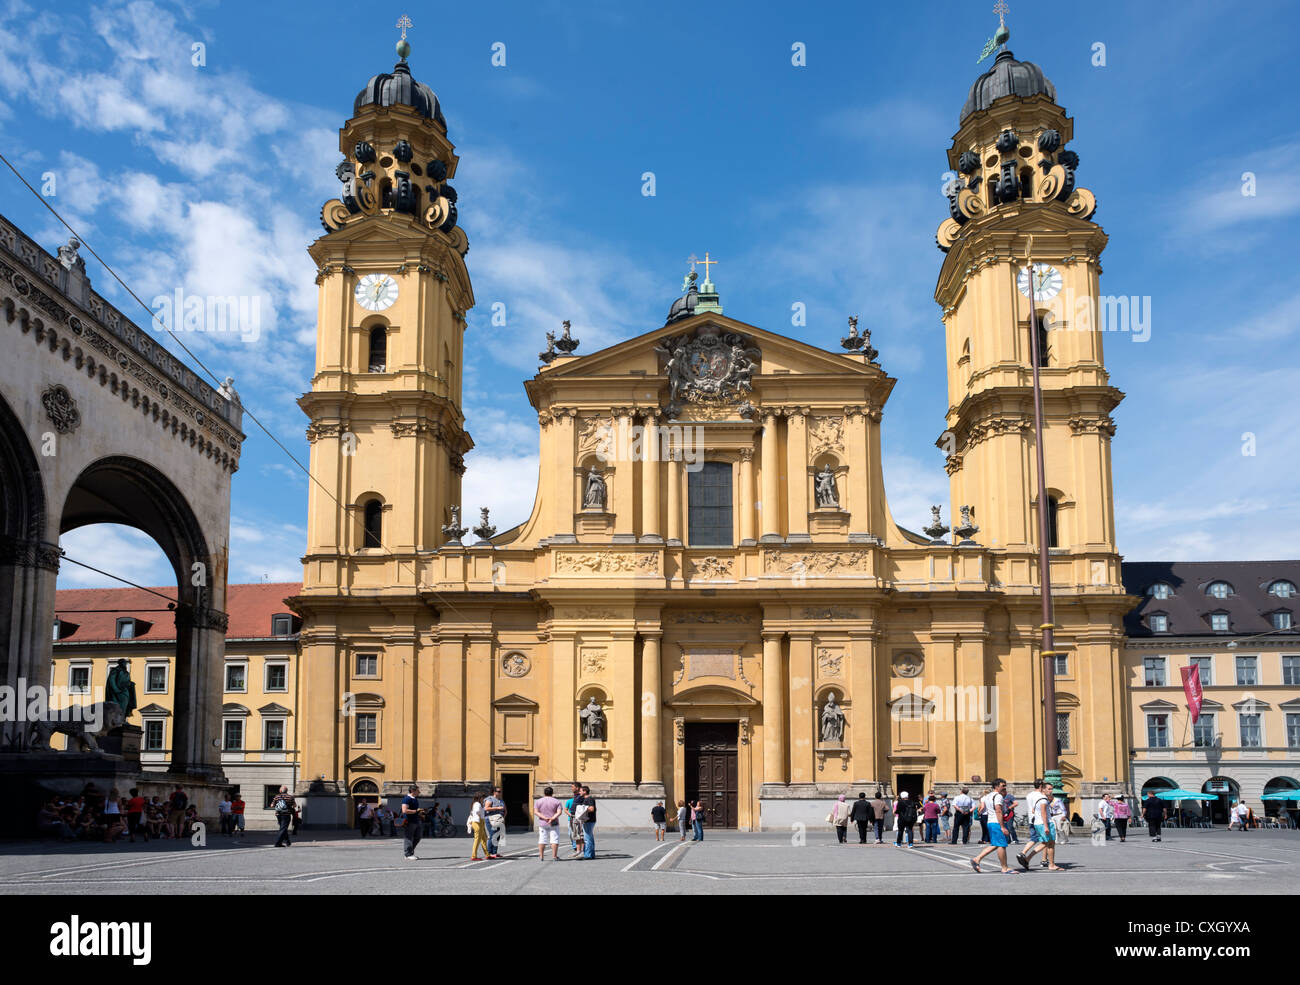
left=54, top=583, right=302, bottom=643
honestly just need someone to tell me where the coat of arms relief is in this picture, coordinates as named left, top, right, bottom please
left=653, top=324, right=760, bottom=419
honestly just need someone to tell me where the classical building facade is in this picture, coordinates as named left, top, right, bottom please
left=293, top=44, right=1133, bottom=828
left=50, top=583, right=302, bottom=828
left=1123, top=561, right=1300, bottom=822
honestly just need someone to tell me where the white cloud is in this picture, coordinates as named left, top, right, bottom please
left=462, top=450, right=541, bottom=534
left=58, top=524, right=174, bottom=589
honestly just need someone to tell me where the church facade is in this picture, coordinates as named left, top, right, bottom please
left=292, top=45, right=1133, bottom=828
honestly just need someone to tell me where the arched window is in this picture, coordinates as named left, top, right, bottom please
left=1033, top=314, right=1050, bottom=367
left=368, top=325, right=387, bottom=373
left=1268, top=580, right=1296, bottom=599
left=1019, top=167, right=1034, bottom=200
left=363, top=499, right=383, bottom=549
left=1046, top=495, right=1060, bottom=548
left=1148, top=583, right=1172, bottom=600
left=1207, top=581, right=1232, bottom=599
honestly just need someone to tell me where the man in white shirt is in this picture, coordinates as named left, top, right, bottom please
left=1050, top=795, right=1069, bottom=843
left=1016, top=779, right=1063, bottom=872
left=217, top=795, right=232, bottom=837
left=972, top=778, right=1015, bottom=874
left=950, top=788, right=975, bottom=844
left=1097, top=793, right=1114, bottom=840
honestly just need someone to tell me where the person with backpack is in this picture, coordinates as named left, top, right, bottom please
left=971, top=778, right=1015, bottom=874
left=894, top=791, right=918, bottom=847
left=271, top=785, right=296, bottom=847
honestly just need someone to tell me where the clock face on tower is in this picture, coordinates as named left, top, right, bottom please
left=1017, top=263, right=1062, bottom=301
left=354, top=273, right=399, bottom=312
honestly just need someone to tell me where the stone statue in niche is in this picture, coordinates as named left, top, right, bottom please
left=579, top=696, right=606, bottom=741
left=820, top=692, right=845, bottom=744
left=814, top=465, right=840, bottom=508
left=583, top=465, right=607, bottom=510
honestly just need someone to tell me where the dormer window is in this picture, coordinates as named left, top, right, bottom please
left=1210, top=612, right=1230, bottom=632
left=1269, top=580, right=1296, bottom=599
left=1148, top=583, right=1172, bottom=600
left=1207, top=581, right=1232, bottom=599
left=271, top=613, right=295, bottom=636
left=115, top=618, right=136, bottom=640
left=52, top=618, right=78, bottom=641
left=1272, top=611, right=1293, bottom=631
left=1148, top=613, right=1168, bottom=633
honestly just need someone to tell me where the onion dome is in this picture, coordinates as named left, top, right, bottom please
left=354, top=60, right=447, bottom=129
left=960, top=49, right=1056, bottom=123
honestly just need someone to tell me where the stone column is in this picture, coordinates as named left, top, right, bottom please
left=640, top=633, right=664, bottom=792
left=640, top=411, right=662, bottom=542
left=760, top=411, right=781, bottom=543
left=761, top=631, right=786, bottom=787
left=666, top=457, right=682, bottom=546
left=787, top=408, right=810, bottom=542
left=739, top=449, right=756, bottom=545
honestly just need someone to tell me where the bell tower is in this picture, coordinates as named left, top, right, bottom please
left=299, top=35, right=474, bottom=591
left=935, top=36, right=1122, bottom=590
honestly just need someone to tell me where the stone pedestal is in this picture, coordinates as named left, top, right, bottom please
left=575, top=511, right=615, bottom=541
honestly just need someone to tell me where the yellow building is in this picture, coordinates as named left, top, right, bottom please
left=51, top=583, right=301, bottom=828
left=292, top=43, right=1133, bottom=828
left=1123, top=561, right=1300, bottom=823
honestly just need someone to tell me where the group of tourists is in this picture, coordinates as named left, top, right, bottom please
left=35, top=783, right=206, bottom=844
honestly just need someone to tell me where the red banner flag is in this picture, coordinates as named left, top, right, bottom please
left=1181, top=664, right=1204, bottom=724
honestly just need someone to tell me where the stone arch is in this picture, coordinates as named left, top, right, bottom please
left=60, top=455, right=223, bottom=778
left=0, top=390, right=51, bottom=693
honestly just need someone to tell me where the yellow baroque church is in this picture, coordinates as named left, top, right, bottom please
left=291, top=44, right=1134, bottom=829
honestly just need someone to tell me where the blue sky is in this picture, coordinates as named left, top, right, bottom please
left=2, top=0, right=1297, bottom=591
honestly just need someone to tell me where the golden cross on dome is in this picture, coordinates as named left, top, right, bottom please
left=397, top=14, right=413, bottom=39
left=697, top=251, right=718, bottom=281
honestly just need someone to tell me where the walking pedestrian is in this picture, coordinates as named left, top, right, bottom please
left=1112, top=794, right=1131, bottom=842
left=271, top=785, right=296, bottom=848
left=829, top=794, right=852, bottom=843
left=579, top=784, right=598, bottom=859
left=894, top=791, right=917, bottom=847
left=850, top=792, right=874, bottom=844
left=922, top=795, right=941, bottom=843
left=1016, top=779, right=1063, bottom=872
left=651, top=801, right=667, bottom=841
left=951, top=787, right=974, bottom=844
left=1003, top=790, right=1019, bottom=843
left=1097, top=793, right=1114, bottom=840
left=869, top=790, right=889, bottom=844
left=535, top=785, right=563, bottom=861
left=1050, top=793, right=1069, bottom=844
left=484, top=786, right=506, bottom=858
left=971, top=778, right=1015, bottom=874
left=230, top=791, right=246, bottom=839
left=1142, top=790, right=1164, bottom=842
left=468, top=792, right=489, bottom=860
left=976, top=785, right=991, bottom=844
left=691, top=799, right=706, bottom=841
left=357, top=800, right=374, bottom=838
left=399, top=784, right=422, bottom=859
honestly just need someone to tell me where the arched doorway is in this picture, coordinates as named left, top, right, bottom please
left=1141, top=776, right=1177, bottom=798
left=1263, top=776, right=1299, bottom=825
left=1202, top=775, right=1239, bottom=825
left=351, top=778, right=380, bottom=831
left=0, top=390, right=51, bottom=697
left=60, top=457, right=225, bottom=778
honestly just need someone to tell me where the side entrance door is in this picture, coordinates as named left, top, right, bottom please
left=685, top=722, right=738, bottom=829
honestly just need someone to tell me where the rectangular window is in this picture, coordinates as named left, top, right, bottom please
left=1190, top=655, right=1213, bottom=686
left=1288, top=713, right=1300, bottom=749
left=265, top=663, right=288, bottom=692
left=68, top=665, right=91, bottom=695
left=1143, top=656, right=1166, bottom=687
left=355, top=712, right=377, bottom=745
left=1146, top=714, right=1169, bottom=748
left=1235, top=656, right=1257, bottom=686
left=263, top=785, right=282, bottom=810
left=1210, top=613, right=1229, bottom=632
left=1052, top=653, right=1068, bottom=676
left=1239, top=714, right=1262, bottom=748
left=1273, top=611, right=1293, bottom=631
left=271, top=614, right=293, bottom=636
left=115, top=618, right=135, bottom=640
left=1193, top=713, right=1217, bottom=747
left=225, top=663, right=247, bottom=692
left=143, top=719, right=165, bottom=751
left=1284, top=656, right=1300, bottom=687
left=1055, top=712, right=1071, bottom=753
left=223, top=720, right=244, bottom=751
left=145, top=664, right=168, bottom=693
left=264, top=720, right=285, bottom=751
left=1149, top=614, right=1168, bottom=633
left=355, top=652, right=378, bottom=677
left=687, top=461, right=734, bottom=547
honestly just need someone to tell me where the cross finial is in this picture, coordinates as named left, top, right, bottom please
left=994, top=0, right=1009, bottom=27
left=687, top=253, right=699, bottom=271
left=697, top=251, right=718, bottom=282
left=397, top=14, right=413, bottom=39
